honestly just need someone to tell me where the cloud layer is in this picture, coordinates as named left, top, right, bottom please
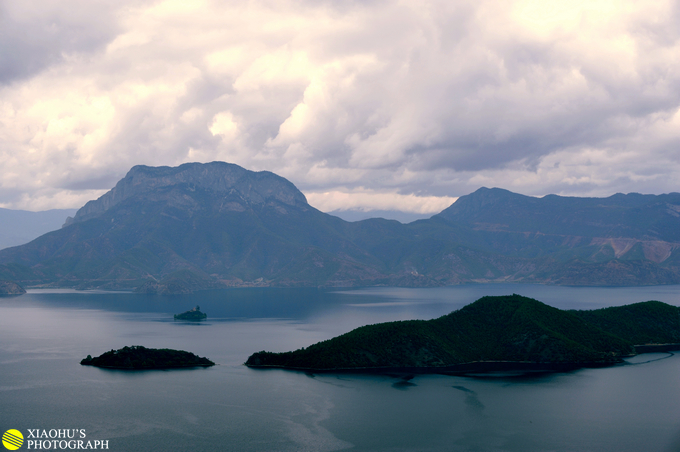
left=1, top=0, right=680, bottom=212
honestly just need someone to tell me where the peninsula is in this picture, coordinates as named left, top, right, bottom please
left=0, top=280, right=26, bottom=296
left=245, top=295, right=680, bottom=374
left=81, top=346, right=214, bottom=369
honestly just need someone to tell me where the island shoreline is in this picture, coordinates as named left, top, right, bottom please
left=244, top=360, right=624, bottom=375
left=83, top=363, right=214, bottom=370
left=246, top=344, right=680, bottom=375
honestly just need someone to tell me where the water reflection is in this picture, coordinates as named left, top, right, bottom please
left=391, top=375, right=417, bottom=391
left=452, top=385, right=486, bottom=417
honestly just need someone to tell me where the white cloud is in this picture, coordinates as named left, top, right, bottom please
left=0, top=189, right=107, bottom=212
left=1, top=0, right=680, bottom=211
left=305, top=188, right=457, bottom=214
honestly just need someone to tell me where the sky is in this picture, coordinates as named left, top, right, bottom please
left=1, top=0, right=680, bottom=215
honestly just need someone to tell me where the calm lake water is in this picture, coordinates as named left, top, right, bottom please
left=1, top=284, right=680, bottom=451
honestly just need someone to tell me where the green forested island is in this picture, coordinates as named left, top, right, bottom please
left=174, top=305, right=208, bottom=320
left=245, top=295, right=680, bottom=373
left=81, top=346, right=214, bottom=369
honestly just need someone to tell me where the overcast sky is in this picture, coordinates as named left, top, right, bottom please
left=1, top=0, right=680, bottom=214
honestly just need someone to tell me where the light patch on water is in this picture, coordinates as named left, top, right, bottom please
left=283, top=397, right=354, bottom=452
left=345, top=301, right=429, bottom=307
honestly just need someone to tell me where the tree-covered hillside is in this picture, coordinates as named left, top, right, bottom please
left=246, top=295, right=680, bottom=371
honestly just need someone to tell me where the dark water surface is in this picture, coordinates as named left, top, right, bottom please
left=1, top=284, right=680, bottom=451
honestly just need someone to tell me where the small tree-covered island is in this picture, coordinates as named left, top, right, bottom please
left=245, top=295, right=680, bottom=374
left=174, top=305, right=207, bottom=320
left=81, top=346, right=215, bottom=370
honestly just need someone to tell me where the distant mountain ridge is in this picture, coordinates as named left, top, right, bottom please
left=0, top=162, right=678, bottom=291
left=0, top=208, right=77, bottom=250
left=433, top=187, right=680, bottom=285
left=437, top=187, right=680, bottom=242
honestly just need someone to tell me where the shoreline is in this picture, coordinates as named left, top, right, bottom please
left=246, top=346, right=680, bottom=375
left=81, top=363, right=214, bottom=370
left=245, top=360, right=620, bottom=375
left=633, top=343, right=680, bottom=353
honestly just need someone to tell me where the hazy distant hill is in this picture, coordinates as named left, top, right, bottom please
left=327, top=209, right=431, bottom=224
left=437, top=187, right=680, bottom=242
left=434, top=187, right=680, bottom=285
left=0, top=162, right=678, bottom=290
left=0, top=208, right=77, bottom=250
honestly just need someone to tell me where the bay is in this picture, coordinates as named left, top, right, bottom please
left=1, top=284, right=679, bottom=451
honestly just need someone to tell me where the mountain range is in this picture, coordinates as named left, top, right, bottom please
left=0, top=208, right=77, bottom=250
left=0, top=161, right=679, bottom=291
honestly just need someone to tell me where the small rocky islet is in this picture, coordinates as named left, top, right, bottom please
left=174, top=305, right=207, bottom=320
left=81, top=346, right=214, bottom=370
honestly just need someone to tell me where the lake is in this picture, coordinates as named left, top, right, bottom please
left=1, top=284, right=680, bottom=451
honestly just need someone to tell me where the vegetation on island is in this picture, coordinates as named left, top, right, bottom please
left=81, top=345, right=214, bottom=369
left=571, top=300, right=680, bottom=345
left=174, top=305, right=207, bottom=320
left=246, top=295, right=680, bottom=372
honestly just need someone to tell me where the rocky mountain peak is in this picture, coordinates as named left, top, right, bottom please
left=64, top=161, right=309, bottom=226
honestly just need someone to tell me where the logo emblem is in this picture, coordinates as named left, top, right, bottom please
left=2, top=430, right=23, bottom=450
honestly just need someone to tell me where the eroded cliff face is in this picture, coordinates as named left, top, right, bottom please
left=64, top=162, right=308, bottom=226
